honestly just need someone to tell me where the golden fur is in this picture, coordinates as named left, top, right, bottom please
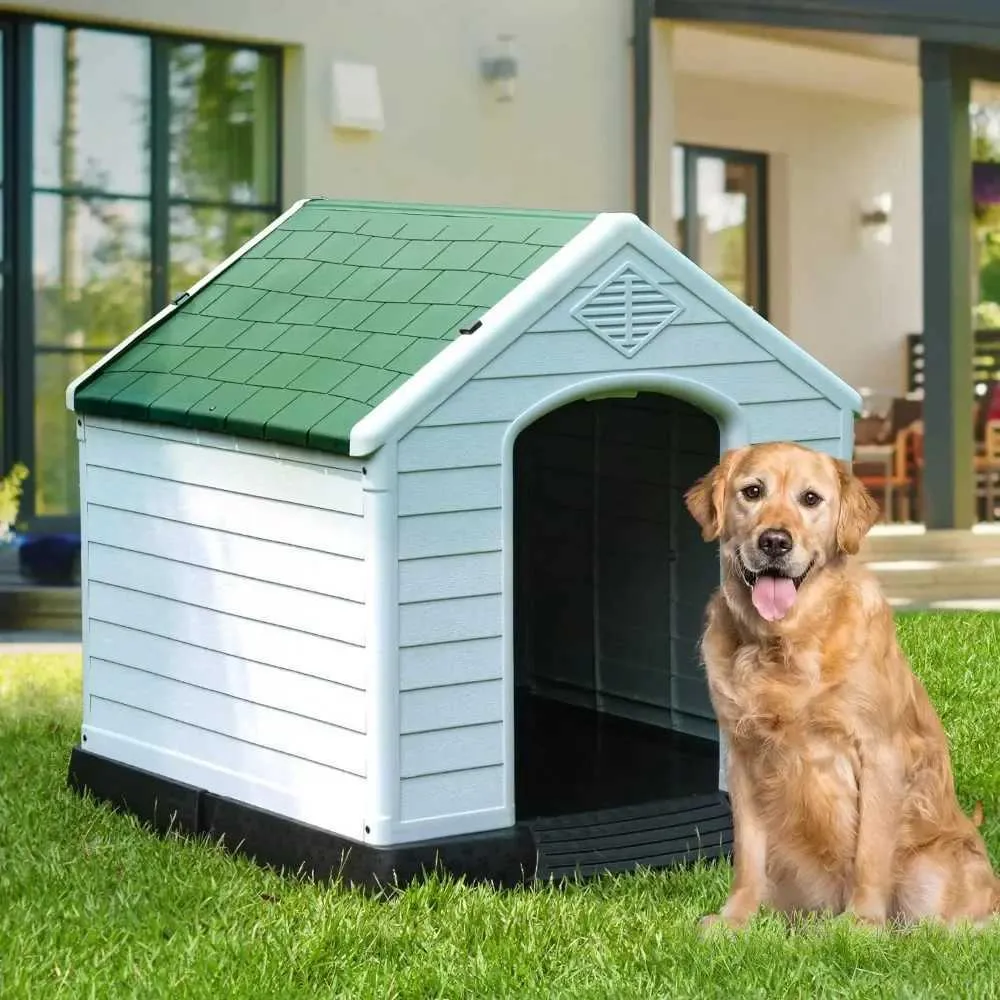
left=683, top=441, right=999, bottom=929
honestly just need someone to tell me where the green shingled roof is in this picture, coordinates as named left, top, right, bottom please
left=72, top=199, right=596, bottom=454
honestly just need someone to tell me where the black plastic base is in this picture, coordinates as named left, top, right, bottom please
left=67, top=745, right=731, bottom=892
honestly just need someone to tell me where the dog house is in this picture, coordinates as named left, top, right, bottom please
left=65, top=198, right=860, bottom=888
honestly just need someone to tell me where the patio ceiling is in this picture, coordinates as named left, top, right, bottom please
left=656, top=0, right=1000, bottom=48
left=671, top=22, right=918, bottom=108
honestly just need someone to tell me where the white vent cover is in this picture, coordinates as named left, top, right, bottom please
left=571, top=261, right=684, bottom=358
left=330, top=61, right=385, bottom=132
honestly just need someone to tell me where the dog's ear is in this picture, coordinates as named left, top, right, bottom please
left=835, top=459, right=880, bottom=555
left=684, top=447, right=747, bottom=542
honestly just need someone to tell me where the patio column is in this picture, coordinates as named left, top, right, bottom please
left=920, top=41, right=974, bottom=530
left=633, top=0, right=653, bottom=223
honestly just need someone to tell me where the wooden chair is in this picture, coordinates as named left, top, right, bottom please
left=902, top=420, right=924, bottom=521
left=976, top=419, right=1000, bottom=521
left=855, top=422, right=919, bottom=522
left=854, top=414, right=891, bottom=446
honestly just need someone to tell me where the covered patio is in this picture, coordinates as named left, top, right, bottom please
left=634, top=0, right=1000, bottom=532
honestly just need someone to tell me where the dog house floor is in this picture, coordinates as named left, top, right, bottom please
left=515, top=691, right=719, bottom=820
left=514, top=691, right=730, bottom=880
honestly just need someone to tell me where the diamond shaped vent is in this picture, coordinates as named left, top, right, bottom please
left=571, top=262, right=684, bottom=358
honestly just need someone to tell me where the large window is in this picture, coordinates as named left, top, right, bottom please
left=1, top=18, right=282, bottom=523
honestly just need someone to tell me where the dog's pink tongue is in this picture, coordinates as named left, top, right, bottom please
left=751, top=576, right=798, bottom=621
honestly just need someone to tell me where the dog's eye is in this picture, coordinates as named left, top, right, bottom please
left=741, top=484, right=762, bottom=501
left=801, top=490, right=823, bottom=508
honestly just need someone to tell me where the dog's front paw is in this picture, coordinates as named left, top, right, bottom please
left=699, top=912, right=744, bottom=933
left=846, top=891, right=888, bottom=927
left=699, top=894, right=758, bottom=933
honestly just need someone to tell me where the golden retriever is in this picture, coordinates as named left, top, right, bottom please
left=683, top=441, right=999, bottom=929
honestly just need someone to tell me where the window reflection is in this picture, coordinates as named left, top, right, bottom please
left=33, top=24, right=150, bottom=195
left=169, top=43, right=278, bottom=205
left=33, top=193, right=150, bottom=348
left=169, top=204, right=272, bottom=298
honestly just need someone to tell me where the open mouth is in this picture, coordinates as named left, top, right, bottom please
left=736, top=554, right=816, bottom=622
left=737, top=557, right=814, bottom=591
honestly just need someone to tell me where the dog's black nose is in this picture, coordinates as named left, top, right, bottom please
left=758, top=529, right=793, bottom=557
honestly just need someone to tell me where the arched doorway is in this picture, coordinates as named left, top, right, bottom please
left=513, top=391, right=721, bottom=821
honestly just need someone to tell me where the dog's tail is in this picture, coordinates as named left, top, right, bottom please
left=972, top=800, right=985, bottom=828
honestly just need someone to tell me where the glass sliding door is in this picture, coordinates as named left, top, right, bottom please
left=673, top=144, right=768, bottom=318
left=32, top=23, right=152, bottom=516
left=5, top=17, right=282, bottom=525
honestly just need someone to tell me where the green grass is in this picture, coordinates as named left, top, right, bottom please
left=3, top=614, right=1000, bottom=998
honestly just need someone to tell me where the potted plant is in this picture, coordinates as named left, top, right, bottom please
left=0, top=463, right=28, bottom=544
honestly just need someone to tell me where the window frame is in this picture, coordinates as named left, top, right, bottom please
left=0, top=13, right=284, bottom=531
left=673, top=142, right=769, bottom=321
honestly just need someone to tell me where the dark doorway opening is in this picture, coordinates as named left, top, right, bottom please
left=513, top=391, right=721, bottom=822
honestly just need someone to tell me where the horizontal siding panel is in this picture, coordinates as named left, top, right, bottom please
left=398, top=509, right=501, bottom=560
left=398, top=466, right=500, bottom=516
left=629, top=359, right=820, bottom=404
left=86, top=415, right=363, bottom=472
left=530, top=279, right=725, bottom=333
left=400, top=723, right=503, bottom=778
left=86, top=424, right=363, bottom=514
left=399, top=552, right=502, bottom=604
left=399, top=595, right=502, bottom=647
left=89, top=621, right=366, bottom=726
left=480, top=325, right=771, bottom=379
left=89, top=659, right=366, bottom=774
left=400, top=679, right=503, bottom=733
left=745, top=399, right=842, bottom=443
left=399, top=638, right=503, bottom=690
left=89, top=583, right=366, bottom=688
left=88, top=544, right=365, bottom=645
left=424, top=374, right=578, bottom=427
left=83, top=726, right=365, bottom=840
left=802, top=437, right=845, bottom=458
left=398, top=422, right=507, bottom=473
left=400, top=765, right=504, bottom=822
left=87, top=505, right=364, bottom=602
left=85, top=700, right=368, bottom=798
left=86, top=467, right=364, bottom=558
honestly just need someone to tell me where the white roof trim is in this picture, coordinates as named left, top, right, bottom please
left=349, top=212, right=860, bottom=456
left=65, top=197, right=312, bottom=412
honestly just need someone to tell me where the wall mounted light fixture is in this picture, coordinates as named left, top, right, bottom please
left=479, top=34, right=518, bottom=102
left=860, top=192, right=892, bottom=246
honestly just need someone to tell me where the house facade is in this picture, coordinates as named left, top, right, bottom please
left=0, top=0, right=995, bottom=533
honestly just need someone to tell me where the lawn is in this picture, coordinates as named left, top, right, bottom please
left=3, top=614, right=1000, bottom=999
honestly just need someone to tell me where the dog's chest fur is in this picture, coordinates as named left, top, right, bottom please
left=711, top=637, right=862, bottom=866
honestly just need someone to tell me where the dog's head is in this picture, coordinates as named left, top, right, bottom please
left=683, top=442, right=879, bottom=622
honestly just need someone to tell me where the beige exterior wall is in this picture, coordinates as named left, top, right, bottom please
left=16, top=2, right=924, bottom=398
left=671, top=26, right=922, bottom=398
left=18, top=0, right=634, bottom=213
